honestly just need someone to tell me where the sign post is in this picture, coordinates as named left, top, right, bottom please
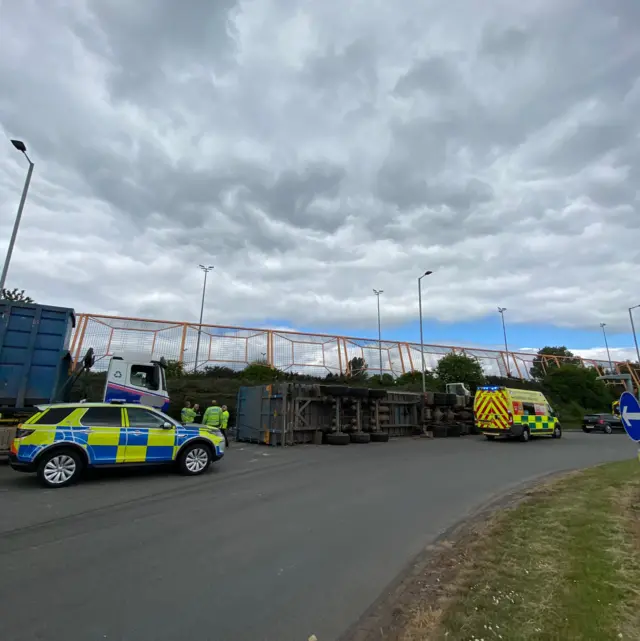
left=619, top=391, right=640, bottom=462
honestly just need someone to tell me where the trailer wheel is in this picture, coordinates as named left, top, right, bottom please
left=327, top=432, right=350, bottom=445
left=350, top=432, right=371, bottom=444
left=370, top=432, right=390, bottom=443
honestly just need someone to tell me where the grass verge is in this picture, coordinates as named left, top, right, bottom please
left=396, top=459, right=640, bottom=641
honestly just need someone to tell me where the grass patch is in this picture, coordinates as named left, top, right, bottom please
left=400, top=460, right=640, bottom=641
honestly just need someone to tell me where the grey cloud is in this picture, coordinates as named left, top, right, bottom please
left=248, top=163, right=347, bottom=232
left=87, top=0, right=240, bottom=101
left=394, top=56, right=459, bottom=96
left=303, top=37, right=379, bottom=102
left=1, top=0, right=639, bottom=335
left=479, top=26, right=531, bottom=59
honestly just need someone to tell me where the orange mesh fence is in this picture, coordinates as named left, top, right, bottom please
left=71, top=314, right=637, bottom=385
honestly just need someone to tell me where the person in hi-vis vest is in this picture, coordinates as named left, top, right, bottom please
left=221, top=405, right=230, bottom=447
left=181, top=400, right=197, bottom=424
left=202, top=400, right=223, bottom=432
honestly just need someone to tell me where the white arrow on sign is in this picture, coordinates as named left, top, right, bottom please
left=622, top=405, right=640, bottom=425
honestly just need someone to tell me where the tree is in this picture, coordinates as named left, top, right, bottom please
left=435, top=353, right=485, bottom=388
left=530, top=346, right=580, bottom=380
left=164, top=360, right=185, bottom=378
left=202, top=365, right=237, bottom=378
left=241, top=362, right=283, bottom=383
left=369, top=373, right=396, bottom=387
left=542, top=364, right=615, bottom=411
left=395, top=369, right=440, bottom=391
left=1, top=288, right=33, bottom=303
left=346, top=356, right=368, bottom=379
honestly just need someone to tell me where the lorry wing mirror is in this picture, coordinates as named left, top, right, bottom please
left=83, top=348, right=95, bottom=370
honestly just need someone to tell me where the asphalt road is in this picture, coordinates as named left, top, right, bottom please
left=0, top=432, right=634, bottom=641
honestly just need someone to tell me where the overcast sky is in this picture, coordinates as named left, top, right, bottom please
left=1, top=0, right=639, bottom=348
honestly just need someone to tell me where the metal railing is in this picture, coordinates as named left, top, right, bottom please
left=69, top=313, right=638, bottom=385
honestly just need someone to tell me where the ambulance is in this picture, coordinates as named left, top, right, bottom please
left=473, top=386, right=561, bottom=442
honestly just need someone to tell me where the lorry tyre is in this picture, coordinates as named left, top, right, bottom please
left=350, top=432, right=371, bottom=444
left=37, top=447, right=84, bottom=488
left=552, top=425, right=562, bottom=439
left=178, top=442, right=212, bottom=476
left=519, top=427, right=530, bottom=443
left=327, top=432, right=350, bottom=445
left=604, top=424, right=613, bottom=435
left=370, top=432, right=389, bottom=443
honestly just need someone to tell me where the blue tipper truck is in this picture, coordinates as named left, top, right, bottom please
left=0, top=302, right=80, bottom=453
left=0, top=302, right=171, bottom=455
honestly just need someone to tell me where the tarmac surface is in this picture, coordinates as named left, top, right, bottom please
left=0, top=431, right=634, bottom=641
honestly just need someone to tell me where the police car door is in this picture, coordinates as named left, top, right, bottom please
left=79, top=406, right=125, bottom=465
left=124, top=407, right=176, bottom=463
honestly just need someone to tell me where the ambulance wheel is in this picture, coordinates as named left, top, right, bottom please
left=552, top=425, right=562, bottom=439
left=519, top=427, right=530, bottom=443
left=178, top=442, right=212, bottom=476
left=370, top=432, right=390, bottom=443
left=485, top=435, right=496, bottom=441
left=327, top=432, right=350, bottom=445
left=37, top=447, right=84, bottom=488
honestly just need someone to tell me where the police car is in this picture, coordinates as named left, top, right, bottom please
left=9, top=402, right=225, bottom=488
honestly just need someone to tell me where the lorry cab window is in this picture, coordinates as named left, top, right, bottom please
left=130, top=365, right=159, bottom=391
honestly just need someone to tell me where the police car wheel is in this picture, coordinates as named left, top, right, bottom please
left=179, top=443, right=212, bottom=475
left=37, top=448, right=83, bottom=488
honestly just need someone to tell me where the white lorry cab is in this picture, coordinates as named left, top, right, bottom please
left=103, top=353, right=170, bottom=412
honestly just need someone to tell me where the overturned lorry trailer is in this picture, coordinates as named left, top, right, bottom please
left=235, top=383, right=476, bottom=446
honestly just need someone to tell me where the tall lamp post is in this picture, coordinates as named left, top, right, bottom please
left=629, top=305, right=640, bottom=365
left=498, top=307, right=511, bottom=377
left=600, top=322, right=613, bottom=371
left=0, top=140, right=35, bottom=292
left=373, top=289, right=384, bottom=376
left=194, top=264, right=214, bottom=372
left=418, top=270, right=433, bottom=394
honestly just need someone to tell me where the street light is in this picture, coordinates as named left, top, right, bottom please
left=418, top=270, right=433, bottom=394
left=600, top=322, right=613, bottom=371
left=629, top=305, right=640, bottom=365
left=0, top=140, right=35, bottom=292
left=194, top=264, right=214, bottom=372
left=373, top=289, right=384, bottom=376
left=498, top=307, right=511, bottom=377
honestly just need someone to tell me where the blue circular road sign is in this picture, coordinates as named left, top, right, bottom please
left=619, top=391, right=640, bottom=442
